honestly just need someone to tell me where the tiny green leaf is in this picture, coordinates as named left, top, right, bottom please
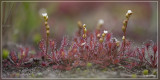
left=132, top=74, right=137, bottom=78
left=31, top=73, right=35, bottom=78
left=37, top=72, right=43, bottom=77
left=16, top=73, right=20, bottom=77
left=143, top=70, right=148, bottom=75
left=2, top=49, right=9, bottom=59
left=153, top=70, right=157, bottom=75
left=112, top=68, right=115, bottom=71
left=103, top=68, right=108, bottom=72
left=77, top=68, right=80, bottom=71
left=87, top=62, right=92, bottom=67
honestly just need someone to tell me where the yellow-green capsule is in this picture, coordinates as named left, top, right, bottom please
left=116, top=41, right=120, bottom=47
left=122, top=36, right=125, bottom=40
left=102, top=33, right=106, bottom=38
left=46, top=30, right=50, bottom=35
left=84, top=28, right=87, bottom=33
left=46, top=25, right=50, bottom=30
left=83, top=34, right=86, bottom=38
left=143, top=70, right=148, bottom=75
left=77, top=21, right=82, bottom=28
left=122, top=26, right=126, bottom=32
left=99, top=38, right=103, bottom=43
left=45, top=21, right=48, bottom=26
left=44, top=16, right=48, bottom=21
left=123, top=20, right=127, bottom=27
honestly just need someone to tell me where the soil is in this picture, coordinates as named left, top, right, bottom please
left=2, top=65, right=157, bottom=78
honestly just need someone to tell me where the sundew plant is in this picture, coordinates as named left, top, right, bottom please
left=2, top=2, right=158, bottom=79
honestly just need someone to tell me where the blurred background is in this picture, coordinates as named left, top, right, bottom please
left=2, top=2, right=157, bottom=50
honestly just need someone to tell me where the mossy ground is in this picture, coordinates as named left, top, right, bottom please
left=2, top=64, right=157, bottom=78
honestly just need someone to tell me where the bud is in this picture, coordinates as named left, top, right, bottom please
left=77, top=21, right=82, bottom=28
left=126, top=14, right=129, bottom=19
left=98, top=19, right=104, bottom=25
left=22, top=51, right=25, bottom=57
left=97, top=33, right=101, bottom=38
left=45, top=16, right=48, bottom=21
left=122, top=26, right=126, bottom=32
left=97, top=19, right=104, bottom=28
left=83, top=34, right=86, bottom=38
left=46, top=25, right=50, bottom=30
left=81, top=42, right=86, bottom=46
left=83, top=24, right=86, bottom=28
left=122, top=36, right=125, bottom=40
left=116, top=41, right=120, bottom=47
left=42, top=12, right=48, bottom=21
left=126, top=10, right=132, bottom=19
left=127, top=10, right=133, bottom=15
left=61, top=51, right=65, bottom=57
left=84, top=28, right=87, bottom=33
left=104, top=30, right=108, bottom=34
left=123, top=20, right=127, bottom=27
left=102, top=33, right=106, bottom=38
left=42, top=13, right=47, bottom=17
left=45, top=21, right=48, bottom=26
left=99, top=38, right=103, bottom=43
left=46, top=30, right=49, bottom=35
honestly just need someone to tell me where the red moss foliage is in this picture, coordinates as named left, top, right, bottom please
left=3, top=29, right=157, bottom=70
